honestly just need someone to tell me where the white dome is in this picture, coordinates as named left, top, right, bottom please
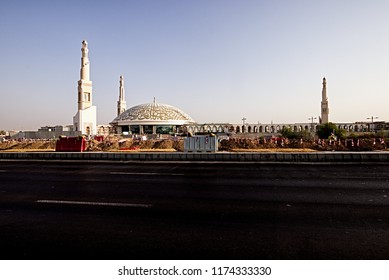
left=111, top=101, right=195, bottom=125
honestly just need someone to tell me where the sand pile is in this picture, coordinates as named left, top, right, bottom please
left=0, top=140, right=56, bottom=151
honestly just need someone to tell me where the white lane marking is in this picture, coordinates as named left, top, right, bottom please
left=36, top=200, right=152, bottom=208
left=110, top=171, right=184, bottom=176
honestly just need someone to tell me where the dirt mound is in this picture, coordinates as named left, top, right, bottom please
left=154, top=140, right=174, bottom=149
left=0, top=140, right=55, bottom=151
left=1, top=136, right=387, bottom=153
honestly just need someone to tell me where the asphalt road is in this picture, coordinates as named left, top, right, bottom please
left=1, top=159, right=389, bottom=260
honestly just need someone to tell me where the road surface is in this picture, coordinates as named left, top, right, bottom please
left=1, top=159, right=389, bottom=259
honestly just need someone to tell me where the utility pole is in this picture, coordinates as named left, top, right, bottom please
left=241, top=117, right=246, bottom=133
left=308, top=116, right=317, bottom=133
left=367, top=116, right=378, bottom=132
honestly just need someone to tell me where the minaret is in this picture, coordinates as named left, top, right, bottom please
left=73, top=40, right=97, bottom=135
left=78, top=40, right=93, bottom=110
left=320, top=77, right=329, bottom=124
left=117, top=75, right=127, bottom=116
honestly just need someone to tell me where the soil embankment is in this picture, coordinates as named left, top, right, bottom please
left=0, top=137, right=387, bottom=152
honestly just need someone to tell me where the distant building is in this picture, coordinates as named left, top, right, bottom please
left=11, top=125, right=76, bottom=139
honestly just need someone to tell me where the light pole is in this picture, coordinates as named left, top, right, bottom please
left=367, top=116, right=378, bottom=132
left=242, top=117, right=246, bottom=133
left=258, top=121, right=261, bottom=135
left=308, top=116, right=317, bottom=133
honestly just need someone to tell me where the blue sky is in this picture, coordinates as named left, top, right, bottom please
left=1, top=0, right=389, bottom=130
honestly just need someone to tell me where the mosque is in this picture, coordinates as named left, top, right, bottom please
left=72, top=40, right=331, bottom=136
left=9, top=40, right=385, bottom=140
left=71, top=40, right=387, bottom=137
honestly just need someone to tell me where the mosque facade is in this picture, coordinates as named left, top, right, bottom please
left=109, top=73, right=336, bottom=136
left=108, top=62, right=380, bottom=136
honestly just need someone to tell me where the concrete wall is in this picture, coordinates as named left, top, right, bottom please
left=1, top=152, right=389, bottom=162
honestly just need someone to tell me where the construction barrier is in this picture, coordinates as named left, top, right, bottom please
left=184, top=136, right=218, bottom=153
left=55, top=136, right=86, bottom=152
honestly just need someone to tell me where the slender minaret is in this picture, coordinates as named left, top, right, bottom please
left=320, top=77, right=329, bottom=124
left=78, top=40, right=93, bottom=110
left=117, top=75, right=127, bottom=116
left=73, top=40, right=97, bottom=135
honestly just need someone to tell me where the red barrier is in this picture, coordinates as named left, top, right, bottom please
left=55, top=136, right=86, bottom=152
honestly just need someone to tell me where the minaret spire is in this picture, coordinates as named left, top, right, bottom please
left=77, top=40, right=93, bottom=110
left=80, top=40, right=90, bottom=81
left=320, top=77, right=329, bottom=124
left=117, top=75, right=127, bottom=116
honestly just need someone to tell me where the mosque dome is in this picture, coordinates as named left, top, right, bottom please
left=111, top=100, right=195, bottom=126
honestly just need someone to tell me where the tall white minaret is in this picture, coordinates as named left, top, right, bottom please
left=117, top=75, right=127, bottom=116
left=320, top=77, right=329, bottom=124
left=73, top=40, right=97, bottom=135
left=78, top=40, right=93, bottom=110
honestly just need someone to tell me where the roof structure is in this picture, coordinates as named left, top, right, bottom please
left=111, top=100, right=195, bottom=126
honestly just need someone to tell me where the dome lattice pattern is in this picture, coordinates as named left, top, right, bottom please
left=113, top=102, right=194, bottom=123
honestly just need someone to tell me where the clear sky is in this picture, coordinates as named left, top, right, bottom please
left=1, top=0, right=389, bottom=131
